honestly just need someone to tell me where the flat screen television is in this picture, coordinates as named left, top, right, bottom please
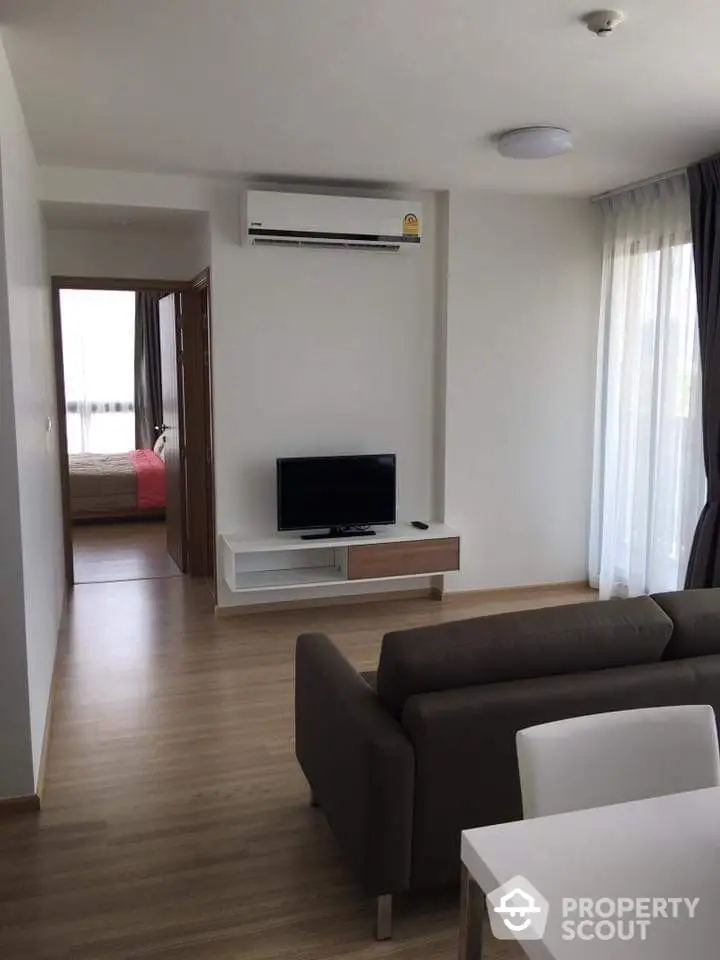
left=276, top=454, right=396, bottom=538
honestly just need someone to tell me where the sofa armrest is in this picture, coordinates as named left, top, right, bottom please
left=295, top=633, right=414, bottom=897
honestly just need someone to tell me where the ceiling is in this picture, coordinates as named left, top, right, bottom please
left=1, top=0, right=719, bottom=196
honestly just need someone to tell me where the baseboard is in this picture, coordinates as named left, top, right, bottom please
left=215, top=586, right=434, bottom=617
left=439, top=580, right=594, bottom=602
left=0, top=794, right=40, bottom=816
left=36, top=593, right=66, bottom=805
left=214, top=580, right=594, bottom=616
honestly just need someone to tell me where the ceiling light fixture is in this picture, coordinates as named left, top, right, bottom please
left=497, top=126, right=574, bottom=160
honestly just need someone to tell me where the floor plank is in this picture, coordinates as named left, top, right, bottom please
left=0, top=578, right=595, bottom=959
left=73, top=521, right=182, bottom=584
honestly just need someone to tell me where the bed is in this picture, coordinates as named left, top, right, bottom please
left=68, top=449, right=166, bottom=521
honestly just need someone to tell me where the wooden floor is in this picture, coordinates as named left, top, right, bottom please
left=73, top=521, right=182, bottom=584
left=0, top=579, right=596, bottom=960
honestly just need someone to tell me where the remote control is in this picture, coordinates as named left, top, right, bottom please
left=411, top=520, right=429, bottom=530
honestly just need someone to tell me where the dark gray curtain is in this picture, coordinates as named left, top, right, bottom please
left=685, top=157, right=720, bottom=587
left=134, top=291, right=163, bottom=449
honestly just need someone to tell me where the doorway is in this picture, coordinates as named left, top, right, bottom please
left=51, top=276, right=216, bottom=591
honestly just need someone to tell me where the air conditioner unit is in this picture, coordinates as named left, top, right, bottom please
left=244, top=191, right=422, bottom=251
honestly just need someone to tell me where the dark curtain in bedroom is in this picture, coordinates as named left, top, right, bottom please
left=134, top=291, right=163, bottom=450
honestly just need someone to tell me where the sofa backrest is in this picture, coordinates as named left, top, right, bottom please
left=653, top=589, right=720, bottom=660
left=401, top=658, right=703, bottom=889
left=376, top=597, right=673, bottom=717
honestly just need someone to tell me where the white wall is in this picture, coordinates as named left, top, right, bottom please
left=0, top=36, right=65, bottom=791
left=443, top=192, right=602, bottom=592
left=210, top=186, right=438, bottom=606
left=46, top=223, right=209, bottom=280
left=0, top=178, right=34, bottom=799
left=29, top=166, right=606, bottom=606
left=40, top=166, right=213, bottom=214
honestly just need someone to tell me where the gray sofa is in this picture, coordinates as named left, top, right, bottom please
left=294, top=589, right=720, bottom=937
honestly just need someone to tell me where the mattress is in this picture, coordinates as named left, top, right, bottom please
left=68, top=450, right=165, bottom=519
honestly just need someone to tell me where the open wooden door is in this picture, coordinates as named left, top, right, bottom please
left=178, top=284, right=214, bottom=581
left=159, top=293, right=186, bottom=571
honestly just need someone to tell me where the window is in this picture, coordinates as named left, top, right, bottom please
left=60, top=289, right=136, bottom=454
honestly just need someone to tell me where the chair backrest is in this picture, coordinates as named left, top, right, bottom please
left=516, top=704, right=720, bottom=818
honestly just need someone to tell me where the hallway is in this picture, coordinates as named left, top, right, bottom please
left=73, top=521, right=182, bottom=584
left=0, top=576, right=592, bottom=959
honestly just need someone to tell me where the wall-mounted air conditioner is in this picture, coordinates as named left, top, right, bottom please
left=244, top=190, right=422, bottom=252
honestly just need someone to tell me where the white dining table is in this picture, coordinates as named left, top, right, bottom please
left=460, top=786, right=720, bottom=959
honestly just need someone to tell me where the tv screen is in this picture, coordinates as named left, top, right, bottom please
left=277, top=454, right=396, bottom=532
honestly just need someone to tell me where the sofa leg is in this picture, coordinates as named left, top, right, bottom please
left=375, top=894, right=393, bottom=940
left=309, top=789, right=319, bottom=808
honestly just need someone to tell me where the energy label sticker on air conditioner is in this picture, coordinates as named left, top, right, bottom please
left=402, top=213, right=420, bottom=237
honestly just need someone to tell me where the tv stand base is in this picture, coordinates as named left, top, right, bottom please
left=301, top=527, right=377, bottom=541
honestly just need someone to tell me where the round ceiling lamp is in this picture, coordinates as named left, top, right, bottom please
left=497, top=126, right=573, bottom=160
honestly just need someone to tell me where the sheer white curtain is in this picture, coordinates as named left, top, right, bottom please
left=60, top=289, right=136, bottom=454
left=590, top=175, right=706, bottom=599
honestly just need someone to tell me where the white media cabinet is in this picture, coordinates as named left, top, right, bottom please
left=221, top=522, right=460, bottom=594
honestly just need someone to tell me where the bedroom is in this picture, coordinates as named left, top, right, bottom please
left=58, top=285, right=175, bottom=583
left=46, top=209, right=215, bottom=589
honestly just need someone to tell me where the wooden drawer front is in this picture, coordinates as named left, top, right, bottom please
left=347, top=537, right=459, bottom=581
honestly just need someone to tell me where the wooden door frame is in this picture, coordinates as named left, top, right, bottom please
left=189, top=269, right=216, bottom=593
left=50, top=275, right=216, bottom=591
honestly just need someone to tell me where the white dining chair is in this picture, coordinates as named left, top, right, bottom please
left=516, top=704, right=720, bottom=818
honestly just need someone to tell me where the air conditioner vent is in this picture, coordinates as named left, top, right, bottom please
left=252, top=237, right=401, bottom=252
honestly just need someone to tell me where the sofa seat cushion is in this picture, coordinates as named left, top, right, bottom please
left=376, top=597, right=673, bottom=717
left=653, top=589, right=720, bottom=660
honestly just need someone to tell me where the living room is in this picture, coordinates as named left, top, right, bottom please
left=2, top=2, right=720, bottom=958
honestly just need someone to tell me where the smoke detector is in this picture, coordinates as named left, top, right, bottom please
left=584, top=10, right=625, bottom=36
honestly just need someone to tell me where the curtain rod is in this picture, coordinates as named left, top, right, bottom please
left=591, top=164, right=688, bottom=203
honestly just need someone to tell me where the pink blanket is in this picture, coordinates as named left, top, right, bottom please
left=129, top=449, right=166, bottom=510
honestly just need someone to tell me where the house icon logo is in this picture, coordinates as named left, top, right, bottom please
left=486, top=875, right=549, bottom=940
